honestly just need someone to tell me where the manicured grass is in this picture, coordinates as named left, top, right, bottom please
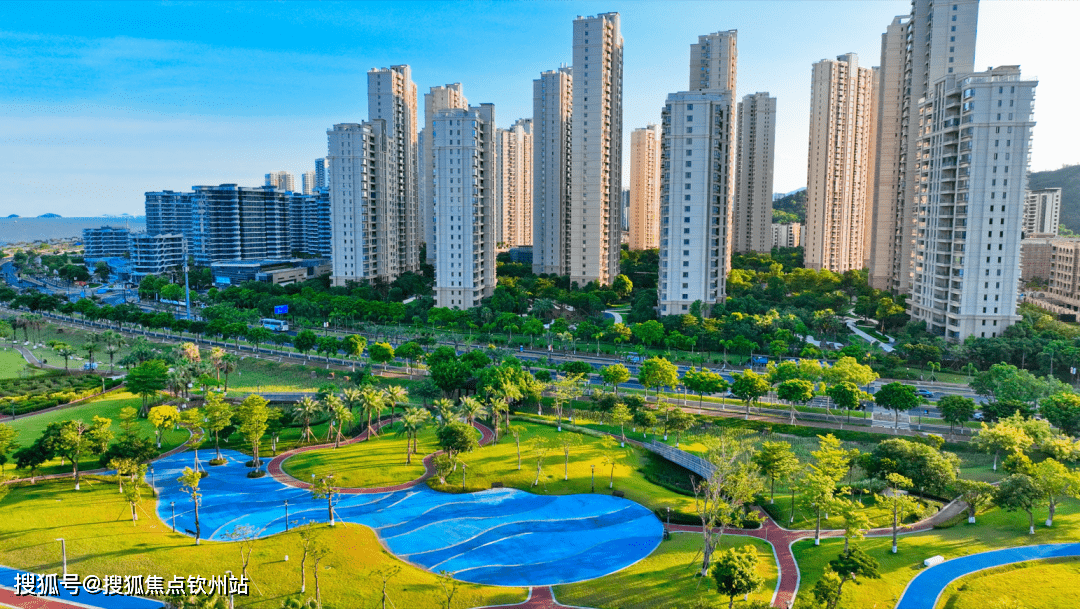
left=283, top=427, right=441, bottom=488
left=429, top=421, right=700, bottom=521
left=6, top=391, right=189, bottom=478
left=0, top=346, right=41, bottom=379
left=792, top=498, right=1080, bottom=608
left=555, top=532, right=778, bottom=608
left=936, top=556, right=1080, bottom=609
left=0, top=479, right=527, bottom=609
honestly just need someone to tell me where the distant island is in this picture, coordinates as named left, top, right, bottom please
left=37, top=213, right=62, bottom=218
left=6, top=214, right=17, bottom=219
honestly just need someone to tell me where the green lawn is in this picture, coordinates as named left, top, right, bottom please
left=429, top=421, right=701, bottom=521
left=555, top=532, right=778, bottom=609
left=0, top=346, right=41, bottom=379
left=0, top=479, right=527, bottom=609
left=6, top=391, right=189, bottom=478
left=283, top=427, right=441, bottom=488
left=936, top=556, right=1080, bottom=609
left=792, top=498, right=1080, bottom=608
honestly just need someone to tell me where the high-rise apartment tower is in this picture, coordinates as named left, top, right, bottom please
left=657, top=30, right=737, bottom=315
left=629, top=125, right=661, bottom=251
left=908, top=66, right=1037, bottom=340
left=423, top=84, right=469, bottom=262
left=532, top=66, right=573, bottom=275
left=432, top=104, right=497, bottom=309
left=733, top=92, right=777, bottom=253
left=1024, top=188, right=1061, bottom=236
left=568, top=13, right=623, bottom=286
left=869, top=0, right=980, bottom=291
left=804, top=53, right=877, bottom=273
left=497, top=118, right=534, bottom=249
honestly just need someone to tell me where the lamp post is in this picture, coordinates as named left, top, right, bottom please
left=150, top=466, right=156, bottom=493
left=285, top=500, right=290, bottom=532
left=224, top=570, right=235, bottom=609
left=462, top=463, right=467, bottom=491
left=56, top=538, right=67, bottom=575
left=591, top=464, right=595, bottom=493
left=666, top=507, right=671, bottom=530
left=170, top=502, right=176, bottom=533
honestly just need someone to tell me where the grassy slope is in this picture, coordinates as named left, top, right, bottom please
left=0, top=346, right=42, bottom=379
left=555, top=532, right=778, bottom=609
left=428, top=421, right=700, bottom=520
left=792, top=499, right=1080, bottom=608
left=6, top=391, right=188, bottom=477
left=935, top=556, right=1080, bottom=609
left=0, top=479, right=526, bottom=609
left=282, top=427, right=441, bottom=488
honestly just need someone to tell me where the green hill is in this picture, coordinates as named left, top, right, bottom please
left=1028, top=164, right=1080, bottom=233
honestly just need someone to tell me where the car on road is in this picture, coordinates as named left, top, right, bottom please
left=82, top=362, right=98, bottom=370
left=915, top=388, right=935, bottom=399
left=973, top=412, right=985, bottom=421
left=626, top=352, right=643, bottom=364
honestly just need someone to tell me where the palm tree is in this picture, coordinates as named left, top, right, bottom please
left=209, top=347, right=225, bottom=381
left=396, top=409, right=421, bottom=464
left=359, top=387, right=384, bottom=438
left=341, top=387, right=363, bottom=414
left=383, top=385, right=409, bottom=430
left=291, top=397, right=322, bottom=445
left=322, top=394, right=344, bottom=443
left=101, top=330, right=124, bottom=372
left=488, top=396, right=508, bottom=444
left=434, top=398, right=455, bottom=427
left=219, top=353, right=239, bottom=392
left=458, top=396, right=486, bottom=429
left=83, top=334, right=100, bottom=369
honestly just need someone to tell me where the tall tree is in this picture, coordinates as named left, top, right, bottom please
left=178, top=466, right=203, bottom=544
left=291, top=397, right=322, bottom=445
left=973, top=421, right=1033, bottom=471
left=1031, top=458, right=1080, bottom=527
left=637, top=357, right=679, bottom=401
left=879, top=473, right=922, bottom=553
left=994, top=473, right=1042, bottom=535
left=730, top=370, right=770, bottom=420
left=776, top=378, right=815, bottom=424
left=147, top=405, right=180, bottom=449
left=753, top=441, right=799, bottom=504
left=600, top=364, right=631, bottom=395
left=237, top=394, right=272, bottom=469
left=955, top=479, right=996, bottom=524
left=202, top=394, right=233, bottom=461
left=937, top=395, right=976, bottom=436
left=874, top=382, right=920, bottom=431
left=683, top=367, right=729, bottom=406
left=711, top=545, right=764, bottom=609
left=127, top=359, right=169, bottom=416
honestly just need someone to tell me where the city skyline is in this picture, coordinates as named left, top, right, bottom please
left=1, top=0, right=1074, bottom=217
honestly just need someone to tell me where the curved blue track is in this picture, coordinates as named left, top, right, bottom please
left=895, top=543, right=1080, bottom=609
left=151, top=449, right=663, bottom=587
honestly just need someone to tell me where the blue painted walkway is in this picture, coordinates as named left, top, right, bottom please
left=152, top=449, right=663, bottom=587
left=0, top=565, right=165, bottom=609
left=895, top=543, right=1080, bottom=609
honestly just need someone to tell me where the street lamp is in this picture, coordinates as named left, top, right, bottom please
left=462, top=463, right=467, bottom=491
left=591, top=464, right=595, bottom=493
left=170, top=502, right=176, bottom=533
left=285, top=499, right=290, bottom=532
left=666, top=507, right=671, bottom=532
left=224, top=570, right=235, bottom=609
left=56, top=538, right=67, bottom=575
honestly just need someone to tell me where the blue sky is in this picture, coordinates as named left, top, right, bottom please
left=1, top=1, right=1076, bottom=217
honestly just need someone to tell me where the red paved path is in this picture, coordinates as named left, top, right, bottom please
left=266, top=418, right=495, bottom=493
left=0, top=587, right=100, bottom=609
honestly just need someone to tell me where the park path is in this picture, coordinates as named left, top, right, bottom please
left=472, top=586, right=593, bottom=609
left=266, top=419, right=495, bottom=493
left=667, top=497, right=966, bottom=608
left=0, top=587, right=96, bottom=609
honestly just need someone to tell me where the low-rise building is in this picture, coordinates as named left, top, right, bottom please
left=210, top=258, right=331, bottom=287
